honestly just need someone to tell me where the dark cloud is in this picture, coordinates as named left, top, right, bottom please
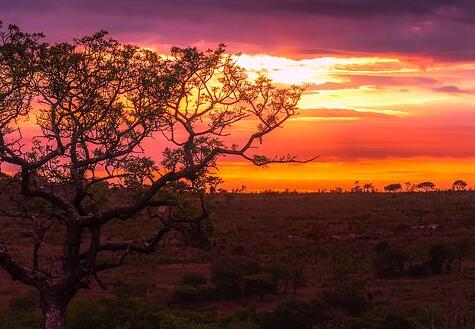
left=3, top=0, right=474, bottom=20
left=2, top=0, right=475, bottom=61
left=433, top=85, right=472, bottom=93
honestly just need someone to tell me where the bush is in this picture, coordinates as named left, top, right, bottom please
left=374, top=240, right=390, bottom=253
left=9, top=290, right=39, bottom=312
left=267, top=262, right=306, bottom=294
left=210, top=256, right=278, bottom=299
left=0, top=310, right=41, bottom=329
left=322, top=280, right=372, bottom=316
left=224, top=319, right=259, bottom=329
left=110, top=281, right=152, bottom=299
left=68, top=298, right=162, bottom=329
left=172, top=283, right=214, bottom=303
left=68, top=298, right=216, bottom=329
left=373, top=246, right=410, bottom=278
left=172, top=272, right=213, bottom=303
left=260, top=300, right=328, bottom=329
left=180, top=272, right=208, bottom=286
left=158, top=309, right=214, bottom=329
left=427, top=244, right=457, bottom=274
left=384, top=314, right=414, bottom=329
left=406, top=263, right=430, bottom=278
left=242, top=272, right=278, bottom=299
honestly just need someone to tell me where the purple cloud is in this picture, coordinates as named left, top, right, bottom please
left=433, top=85, right=472, bottom=93
left=1, top=0, right=475, bottom=60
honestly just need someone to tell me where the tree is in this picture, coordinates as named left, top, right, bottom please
left=362, top=183, right=375, bottom=193
left=416, top=181, right=436, bottom=192
left=404, top=182, right=415, bottom=192
left=351, top=181, right=362, bottom=193
left=452, top=180, right=468, bottom=191
left=0, top=23, right=311, bottom=329
left=384, top=183, right=401, bottom=193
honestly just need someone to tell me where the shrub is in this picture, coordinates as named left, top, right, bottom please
left=242, top=272, right=278, bottom=299
left=211, top=256, right=278, bottom=299
left=427, top=244, right=456, bottom=274
left=68, top=298, right=162, bottom=329
left=384, top=314, right=414, bottom=329
left=260, top=300, right=328, bottom=329
left=0, top=310, right=41, bottom=329
left=406, top=263, right=430, bottom=278
left=373, top=246, right=410, bottom=278
left=374, top=240, right=390, bottom=253
left=172, top=283, right=214, bottom=303
left=158, top=309, right=214, bottom=329
left=231, top=245, right=247, bottom=256
left=172, top=272, right=214, bottom=303
left=68, top=298, right=217, bottom=329
left=267, top=261, right=306, bottom=293
left=322, top=280, right=371, bottom=316
left=180, top=272, right=208, bottom=286
left=9, top=290, right=39, bottom=312
left=210, top=257, right=245, bottom=298
left=224, top=320, right=259, bottom=329
left=110, top=281, right=151, bottom=299
left=453, top=240, right=471, bottom=273
left=220, top=308, right=261, bottom=329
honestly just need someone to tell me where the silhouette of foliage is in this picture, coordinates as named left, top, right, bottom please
left=0, top=22, right=308, bottom=328
left=452, top=180, right=468, bottom=191
left=384, top=183, right=402, bottom=193
left=416, top=181, right=436, bottom=191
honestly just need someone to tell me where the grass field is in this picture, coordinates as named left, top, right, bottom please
left=2, top=191, right=475, bottom=327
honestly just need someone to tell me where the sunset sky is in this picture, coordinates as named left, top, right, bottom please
left=2, top=0, right=475, bottom=191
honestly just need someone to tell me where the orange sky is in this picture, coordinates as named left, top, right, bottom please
left=3, top=1, right=475, bottom=191
left=210, top=54, right=475, bottom=191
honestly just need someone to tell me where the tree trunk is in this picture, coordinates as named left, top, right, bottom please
left=40, top=294, right=68, bottom=329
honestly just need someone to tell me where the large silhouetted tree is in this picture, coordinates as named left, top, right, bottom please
left=0, top=23, right=310, bottom=329
left=452, top=180, right=468, bottom=191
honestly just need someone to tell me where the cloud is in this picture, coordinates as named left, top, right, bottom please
left=3, top=1, right=474, bottom=21
left=433, top=85, right=472, bottom=93
left=308, top=75, right=439, bottom=90
left=295, top=108, right=403, bottom=120
left=2, top=0, right=475, bottom=61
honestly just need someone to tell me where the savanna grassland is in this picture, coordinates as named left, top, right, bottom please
left=2, top=191, right=475, bottom=328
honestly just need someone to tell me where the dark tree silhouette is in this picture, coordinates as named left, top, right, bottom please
left=384, top=183, right=401, bottom=193
left=362, top=183, right=375, bottom=193
left=416, top=181, right=436, bottom=192
left=452, top=180, right=468, bottom=191
left=351, top=181, right=362, bottom=193
left=0, top=23, right=312, bottom=329
left=404, top=182, right=415, bottom=192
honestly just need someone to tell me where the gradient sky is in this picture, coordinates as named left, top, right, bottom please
left=2, top=0, right=475, bottom=191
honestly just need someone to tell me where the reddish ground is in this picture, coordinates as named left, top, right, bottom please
left=2, top=191, right=475, bottom=313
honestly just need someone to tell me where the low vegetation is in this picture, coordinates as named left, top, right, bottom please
left=2, top=191, right=475, bottom=328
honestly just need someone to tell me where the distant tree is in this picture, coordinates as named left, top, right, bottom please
left=452, top=180, right=468, bottom=191
left=417, top=181, right=436, bottom=192
left=384, top=183, right=402, bottom=193
left=0, top=23, right=311, bottom=329
left=333, top=187, right=343, bottom=193
left=351, top=181, right=362, bottom=193
left=404, top=182, right=415, bottom=192
left=362, top=183, right=375, bottom=193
